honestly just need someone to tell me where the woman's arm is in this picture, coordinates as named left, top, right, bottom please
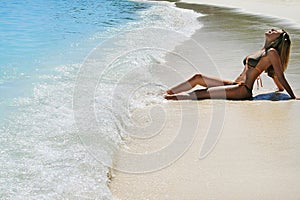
left=272, top=76, right=284, bottom=91
left=267, top=48, right=297, bottom=99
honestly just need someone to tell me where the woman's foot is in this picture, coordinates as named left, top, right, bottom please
left=164, top=94, right=178, bottom=100
left=164, top=94, right=193, bottom=100
left=166, top=89, right=174, bottom=95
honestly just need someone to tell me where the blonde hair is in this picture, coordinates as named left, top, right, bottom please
left=265, top=29, right=291, bottom=77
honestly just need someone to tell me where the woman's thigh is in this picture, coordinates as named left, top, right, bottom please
left=191, top=85, right=251, bottom=100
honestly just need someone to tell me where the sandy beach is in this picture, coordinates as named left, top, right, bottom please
left=109, top=0, right=300, bottom=199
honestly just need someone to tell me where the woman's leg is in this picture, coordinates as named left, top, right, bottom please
left=165, top=85, right=251, bottom=100
left=166, top=73, right=234, bottom=95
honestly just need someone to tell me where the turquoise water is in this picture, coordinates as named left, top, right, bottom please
left=0, top=0, right=147, bottom=64
left=0, top=0, right=149, bottom=106
left=0, top=0, right=149, bottom=198
left=0, top=0, right=202, bottom=198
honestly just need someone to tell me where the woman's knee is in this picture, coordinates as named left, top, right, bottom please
left=192, top=73, right=208, bottom=87
left=192, top=73, right=203, bottom=81
left=194, top=73, right=202, bottom=78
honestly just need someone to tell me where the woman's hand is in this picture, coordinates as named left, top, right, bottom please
left=295, top=97, right=300, bottom=100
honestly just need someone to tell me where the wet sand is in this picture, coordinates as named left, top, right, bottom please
left=109, top=1, right=300, bottom=199
left=180, top=0, right=300, bottom=27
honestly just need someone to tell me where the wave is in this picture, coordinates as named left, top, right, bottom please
left=0, top=0, right=203, bottom=199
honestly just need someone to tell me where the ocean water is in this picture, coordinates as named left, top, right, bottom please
left=0, top=0, right=202, bottom=199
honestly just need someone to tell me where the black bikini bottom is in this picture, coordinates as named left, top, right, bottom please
left=243, top=84, right=253, bottom=100
left=233, top=82, right=253, bottom=100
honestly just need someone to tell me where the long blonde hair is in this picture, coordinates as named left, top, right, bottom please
left=265, top=29, right=291, bottom=77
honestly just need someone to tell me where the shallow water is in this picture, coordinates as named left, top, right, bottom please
left=0, top=0, right=202, bottom=199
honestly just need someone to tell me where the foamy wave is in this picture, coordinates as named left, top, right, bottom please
left=0, top=0, right=204, bottom=198
left=87, top=0, right=204, bottom=160
left=90, top=0, right=203, bottom=45
left=0, top=63, right=115, bottom=199
left=133, top=0, right=203, bottom=36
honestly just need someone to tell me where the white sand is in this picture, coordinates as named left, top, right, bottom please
left=109, top=101, right=300, bottom=199
left=180, top=0, right=300, bottom=27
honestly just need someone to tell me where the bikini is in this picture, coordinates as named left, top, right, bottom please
left=236, top=54, right=264, bottom=99
left=235, top=34, right=284, bottom=100
left=243, top=55, right=263, bottom=74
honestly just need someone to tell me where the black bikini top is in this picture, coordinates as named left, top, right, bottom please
left=243, top=52, right=274, bottom=77
left=243, top=55, right=262, bottom=67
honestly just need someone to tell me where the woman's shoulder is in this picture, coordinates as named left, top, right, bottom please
left=263, top=48, right=280, bottom=59
left=265, top=47, right=278, bottom=54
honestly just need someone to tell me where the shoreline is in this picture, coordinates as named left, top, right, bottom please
left=109, top=1, right=300, bottom=199
left=178, top=0, right=300, bottom=27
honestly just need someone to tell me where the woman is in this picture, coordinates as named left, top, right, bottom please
left=164, top=29, right=299, bottom=100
